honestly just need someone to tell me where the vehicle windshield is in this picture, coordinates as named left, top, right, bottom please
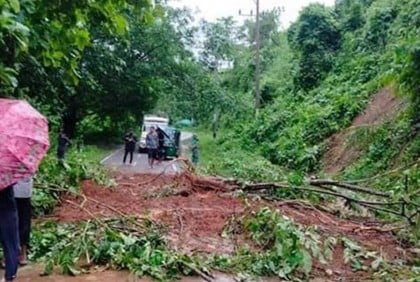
left=158, top=126, right=176, bottom=146
left=143, top=123, right=167, bottom=133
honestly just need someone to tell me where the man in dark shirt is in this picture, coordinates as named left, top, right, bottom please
left=123, top=130, right=137, bottom=165
left=57, top=130, right=71, bottom=162
left=0, top=185, right=19, bottom=281
left=156, top=127, right=166, bottom=162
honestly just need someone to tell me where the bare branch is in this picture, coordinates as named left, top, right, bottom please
left=309, top=179, right=390, bottom=197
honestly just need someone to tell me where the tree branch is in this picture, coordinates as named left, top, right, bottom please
left=135, top=44, right=166, bottom=62
left=309, top=179, right=390, bottom=197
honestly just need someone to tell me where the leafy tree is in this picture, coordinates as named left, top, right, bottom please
left=0, top=0, right=154, bottom=90
left=198, top=17, right=237, bottom=125
left=242, top=8, right=281, bottom=48
left=199, top=17, right=236, bottom=72
left=219, top=10, right=285, bottom=112
left=0, top=0, right=29, bottom=92
left=1, top=0, right=156, bottom=137
left=363, top=2, right=397, bottom=50
left=288, top=4, right=341, bottom=91
left=152, top=9, right=226, bottom=125
left=72, top=5, right=203, bottom=138
left=391, top=0, right=420, bottom=123
left=335, top=0, right=366, bottom=32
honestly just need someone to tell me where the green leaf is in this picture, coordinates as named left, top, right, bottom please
left=74, top=29, right=91, bottom=50
left=371, top=256, right=383, bottom=270
left=301, top=250, right=312, bottom=274
left=122, top=234, right=136, bottom=246
left=144, top=10, right=154, bottom=24
left=7, top=0, right=20, bottom=13
left=342, top=237, right=362, bottom=251
left=52, top=51, right=65, bottom=60
left=112, top=14, right=128, bottom=35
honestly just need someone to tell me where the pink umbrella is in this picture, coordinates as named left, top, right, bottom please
left=0, top=99, right=50, bottom=189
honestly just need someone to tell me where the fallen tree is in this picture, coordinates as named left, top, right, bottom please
left=171, top=158, right=419, bottom=225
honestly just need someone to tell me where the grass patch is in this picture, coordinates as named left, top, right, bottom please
left=71, top=145, right=115, bottom=163
left=191, top=130, right=287, bottom=182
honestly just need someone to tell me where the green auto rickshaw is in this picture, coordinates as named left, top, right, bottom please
left=159, top=126, right=181, bottom=159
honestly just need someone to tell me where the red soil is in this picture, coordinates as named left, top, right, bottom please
left=50, top=172, right=410, bottom=280
left=53, top=173, right=244, bottom=254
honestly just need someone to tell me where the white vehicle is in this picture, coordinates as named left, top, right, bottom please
left=138, top=115, right=169, bottom=152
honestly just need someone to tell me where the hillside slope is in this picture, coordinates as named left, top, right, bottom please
left=226, top=0, right=420, bottom=176
left=322, top=86, right=406, bottom=174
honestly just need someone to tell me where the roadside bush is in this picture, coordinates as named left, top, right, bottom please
left=201, top=146, right=286, bottom=182
left=30, top=219, right=203, bottom=280
left=213, top=207, right=332, bottom=279
left=33, top=146, right=112, bottom=216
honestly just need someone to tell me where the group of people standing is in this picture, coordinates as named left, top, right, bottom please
left=123, top=127, right=200, bottom=169
left=123, top=127, right=168, bottom=169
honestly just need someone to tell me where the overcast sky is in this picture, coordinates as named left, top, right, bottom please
left=169, top=0, right=336, bottom=28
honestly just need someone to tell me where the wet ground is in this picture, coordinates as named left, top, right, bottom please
left=20, top=128, right=413, bottom=281
left=100, top=132, right=193, bottom=174
left=9, top=265, right=239, bottom=282
left=47, top=171, right=411, bottom=281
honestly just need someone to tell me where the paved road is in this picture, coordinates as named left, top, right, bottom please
left=101, top=131, right=193, bottom=173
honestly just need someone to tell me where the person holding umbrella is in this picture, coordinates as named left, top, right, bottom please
left=0, top=99, right=50, bottom=281
left=13, top=176, right=33, bottom=265
left=0, top=184, right=19, bottom=282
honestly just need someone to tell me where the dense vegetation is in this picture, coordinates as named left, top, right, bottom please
left=188, top=0, right=420, bottom=254
left=0, top=0, right=212, bottom=140
left=195, top=0, right=420, bottom=247
left=199, top=0, right=420, bottom=174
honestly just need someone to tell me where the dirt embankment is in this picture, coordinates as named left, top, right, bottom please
left=322, top=86, right=405, bottom=175
left=50, top=171, right=411, bottom=281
